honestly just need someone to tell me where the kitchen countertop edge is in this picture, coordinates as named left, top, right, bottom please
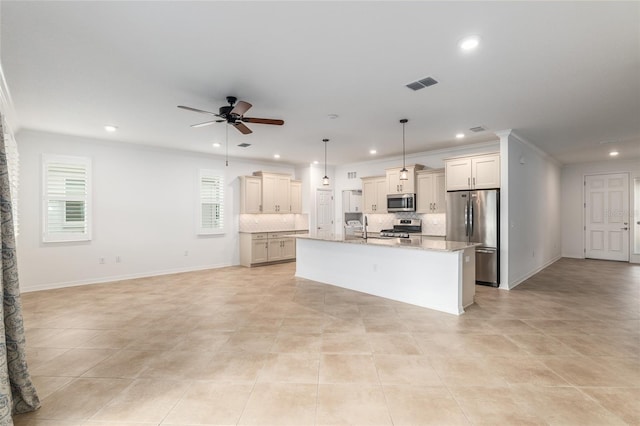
left=239, top=229, right=309, bottom=234
left=294, top=234, right=477, bottom=252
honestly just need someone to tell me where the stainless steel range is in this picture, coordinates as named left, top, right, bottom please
left=380, top=219, right=422, bottom=238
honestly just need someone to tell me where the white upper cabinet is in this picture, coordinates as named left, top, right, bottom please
left=386, top=164, right=424, bottom=194
left=242, top=172, right=300, bottom=214
left=240, top=176, right=262, bottom=213
left=416, top=169, right=446, bottom=213
left=445, top=153, right=500, bottom=191
left=342, top=190, right=362, bottom=212
left=362, top=176, right=387, bottom=213
left=290, top=180, right=302, bottom=213
left=254, top=172, right=291, bottom=213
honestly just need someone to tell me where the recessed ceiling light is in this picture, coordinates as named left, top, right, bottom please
left=273, top=154, right=280, bottom=159
left=104, top=125, right=118, bottom=132
left=212, top=142, right=221, bottom=148
left=313, top=160, right=319, bottom=164
left=459, top=35, right=480, bottom=51
left=609, top=151, right=619, bottom=157
left=370, top=149, right=377, bottom=155
left=328, top=114, right=339, bottom=119
left=456, top=133, right=465, bottom=139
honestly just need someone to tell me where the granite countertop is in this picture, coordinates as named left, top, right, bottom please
left=294, top=233, right=477, bottom=252
left=240, top=229, right=308, bottom=234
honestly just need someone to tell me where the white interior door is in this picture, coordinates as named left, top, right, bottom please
left=316, top=189, right=334, bottom=238
left=585, top=173, right=630, bottom=261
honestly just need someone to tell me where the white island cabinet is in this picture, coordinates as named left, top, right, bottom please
left=295, top=235, right=476, bottom=315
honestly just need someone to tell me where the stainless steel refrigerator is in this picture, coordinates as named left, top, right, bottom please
left=446, top=189, right=499, bottom=286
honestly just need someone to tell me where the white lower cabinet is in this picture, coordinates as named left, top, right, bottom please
left=268, top=234, right=296, bottom=262
left=240, top=231, right=300, bottom=266
left=251, top=238, right=269, bottom=263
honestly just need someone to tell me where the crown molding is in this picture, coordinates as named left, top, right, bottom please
left=495, top=128, right=561, bottom=167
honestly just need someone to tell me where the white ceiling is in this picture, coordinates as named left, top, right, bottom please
left=1, top=1, right=639, bottom=166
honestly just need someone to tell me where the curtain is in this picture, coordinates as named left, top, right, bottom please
left=0, top=116, right=39, bottom=423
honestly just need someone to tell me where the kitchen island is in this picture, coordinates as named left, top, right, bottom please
left=294, top=234, right=476, bottom=315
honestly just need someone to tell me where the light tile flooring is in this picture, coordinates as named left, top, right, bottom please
left=13, top=257, right=640, bottom=425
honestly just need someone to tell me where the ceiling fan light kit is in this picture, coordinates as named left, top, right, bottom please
left=178, top=96, right=284, bottom=135
left=399, top=118, right=409, bottom=180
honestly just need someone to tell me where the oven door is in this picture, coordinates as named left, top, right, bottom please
left=387, top=194, right=416, bottom=212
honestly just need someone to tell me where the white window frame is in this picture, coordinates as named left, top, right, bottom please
left=198, top=169, right=224, bottom=235
left=42, top=154, right=92, bottom=243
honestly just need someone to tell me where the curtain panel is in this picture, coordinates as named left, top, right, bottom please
left=0, top=116, right=39, bottom=423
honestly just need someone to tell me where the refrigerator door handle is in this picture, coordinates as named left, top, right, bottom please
left=469, top=200, right=474, bottom=237
left=464, top=202, right=469, bottom=236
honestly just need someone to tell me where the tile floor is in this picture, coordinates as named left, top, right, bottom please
left=13, top=257, right=640, bottom=425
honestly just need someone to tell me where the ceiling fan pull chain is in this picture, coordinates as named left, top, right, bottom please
left=225, top=123, right=229, bottom=167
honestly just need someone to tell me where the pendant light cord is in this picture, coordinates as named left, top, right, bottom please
left=402, top=121, right=406, bottom=169
left=225, top=123, right=229, bottom=167
left=324, top=140, right=327, bottom=176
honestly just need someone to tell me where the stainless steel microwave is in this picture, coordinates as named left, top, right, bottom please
left=387, top=193, right=416, bottom=212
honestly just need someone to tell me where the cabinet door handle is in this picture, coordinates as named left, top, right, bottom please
left=473, top=177, right=476, bottom=186
left=468, top=177, right=470, bottom=187
left=433, top=203, right=436, bottom=211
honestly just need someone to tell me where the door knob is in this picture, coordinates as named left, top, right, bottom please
left=621, top=227, right=629, bottom=230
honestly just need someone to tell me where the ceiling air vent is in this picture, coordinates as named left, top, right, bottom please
left=469, top=126, right=486, bottom=133
left=237, top=143, right=251, bottom=148
left=406, top=76, right=438, bottom=91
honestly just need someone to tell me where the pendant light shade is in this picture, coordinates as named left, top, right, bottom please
left=399, top=119, right=409, bottom=180
left=322, top=138, right=330, bottom=186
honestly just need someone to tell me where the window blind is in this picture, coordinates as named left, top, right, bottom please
left=42, top=155, right=91, bottom=242
left=198, top=170, right=224, bottom=234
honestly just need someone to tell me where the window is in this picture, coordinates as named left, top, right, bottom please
left=198, top=169, right=224, bottom=235
left=42, top=155, right=91, bottom=242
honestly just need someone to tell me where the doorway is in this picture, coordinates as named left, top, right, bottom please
left=316, top=188, right=334, bottom=238
left=584, top=173, right=630, bottom=261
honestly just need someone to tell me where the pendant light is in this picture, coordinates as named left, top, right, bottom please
left=322, top=138, right=330, bottom=186
left=399, top=118, right=409, bottom=180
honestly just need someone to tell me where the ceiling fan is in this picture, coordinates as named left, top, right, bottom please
left=177, top=96, right=284, bottom=135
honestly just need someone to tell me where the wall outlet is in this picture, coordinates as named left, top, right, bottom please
left=116, top=256, right=121, bottom=263
left=184, top=250, right=189, bottom=256
left=99, top=257, right=105, bottom=264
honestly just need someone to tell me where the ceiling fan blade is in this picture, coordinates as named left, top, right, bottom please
left=230, top=101, right=252, bottom=116
left=177, top=105, right=220, bottom=116
left=191, top=120, right=217, bottom=128
left=242, top=117, right=285, bottom=125
left=233, top=122, right=253, bottom=134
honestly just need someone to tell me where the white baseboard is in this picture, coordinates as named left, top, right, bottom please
left=20, top=262, right=234, bottom=293
left=505, top=255, right=562, bottom=290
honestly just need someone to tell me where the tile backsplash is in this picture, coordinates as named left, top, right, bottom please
left=240, top=214, right=309, bottom=232
left=361, top=212, right=446, bottom=236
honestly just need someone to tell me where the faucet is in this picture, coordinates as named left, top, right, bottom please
left=363, top=215, right=368, bottom=239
